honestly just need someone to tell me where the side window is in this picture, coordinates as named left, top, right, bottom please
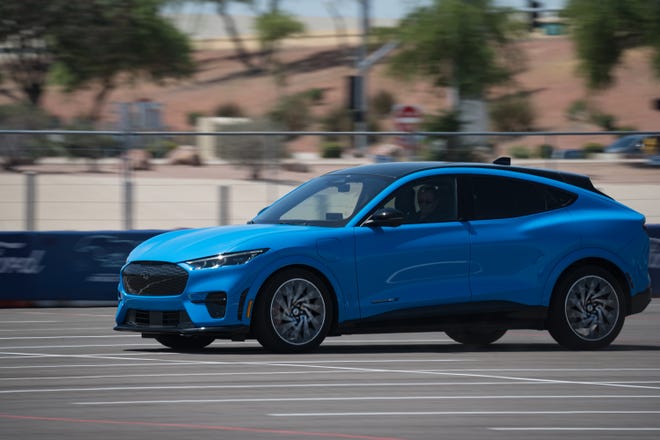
left=380, top=176, right=458, bottom=223
left=470, top=175, right=575, bottom=220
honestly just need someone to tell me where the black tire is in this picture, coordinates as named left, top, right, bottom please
left=154, top=334, right=215, bottom=350
left=445, top=327, right=507, bottom=346
left=253, top=268, right=333, bottom=353
left=548, top=265, right=625, bottom=350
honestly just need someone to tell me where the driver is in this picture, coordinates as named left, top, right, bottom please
left=415, top=184, right=442, bottom=222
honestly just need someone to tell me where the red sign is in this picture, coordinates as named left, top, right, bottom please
left=392, top=105, right=423, bottom=132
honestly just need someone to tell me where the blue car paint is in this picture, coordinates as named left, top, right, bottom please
left=115, top=162, right=650, bottom=346
left=118, top=225, right=362, bottom=327
left=354, top=221, right=470, bottom=317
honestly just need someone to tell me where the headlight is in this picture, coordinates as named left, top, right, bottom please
left=183, top=249, right=268, bottom=270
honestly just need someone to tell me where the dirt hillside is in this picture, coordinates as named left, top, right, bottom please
left=11, top=36, right=660, bottom=153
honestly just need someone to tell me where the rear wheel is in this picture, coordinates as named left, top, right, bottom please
left=445, top=327, right=507, bottom=346
left=548, top=265, right=625, bottom=350
left=253, top=268, right=333, bottom=353
left=154, top=334, right=215, bottom=350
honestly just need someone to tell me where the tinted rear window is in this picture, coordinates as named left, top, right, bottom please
left=470, top=175, right=576, bottom=220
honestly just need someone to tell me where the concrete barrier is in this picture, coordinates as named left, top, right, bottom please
left=1, top=227, right=659, bottom=306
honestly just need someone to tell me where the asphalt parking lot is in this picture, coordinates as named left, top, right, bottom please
left=1, top=303, right=659, bottom=440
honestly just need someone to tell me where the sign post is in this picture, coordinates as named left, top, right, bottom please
left=392, top=104, right=423, bottom=156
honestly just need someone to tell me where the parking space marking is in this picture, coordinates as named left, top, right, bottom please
left=0, top=335, right=137, bottom=340
left=270, top=410, right=660, bottom=417
left=73, top=395, right=660, bottom=406
left=0, top=343, right=158, bottom=350
left=0, top=370, right=351, bottom=382
left=0, top=356, right=474, bottom=369
left=257, top=361, right=660, bottom=391
left=491, top=427, right=660, bottom=431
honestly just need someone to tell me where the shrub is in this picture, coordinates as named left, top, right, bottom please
left=589, top=112, right=616, bottom=131
left=320, top=106, right=352, bottom=142
left=301, top=88, right=324, bottom=104
left=146, top=139, right=179, bottom=159
left=187, top=111, right=206, bottom=127
left=215, top=102, right=245, bottom=117
left=420, top=111, right=467, bottom=161
left=537, top=143, right=554, bottom=158
left=216, top=118, right=287, bottom=179
left=269, top=94, right=312, bottom=132
left=566, top=99, right=589, bottom=122
left=370, top=90, right=396, bottom=118
left=582, top=142, right=605, bottom=157
left=0, top=105, right=60, bottom=169
left=60, top=119, right=120, bottom=169
left=489, top=94, right=535, bottom=132
left=321, top=142, right=343, bottom=158
left=509, top=145, right=532, bottom=158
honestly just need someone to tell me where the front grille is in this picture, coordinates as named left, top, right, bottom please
left=124, top=309, right=192, bottom=328
left=122, top=262, right=188, bottom=295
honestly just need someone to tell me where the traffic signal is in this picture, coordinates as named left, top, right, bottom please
left=528, top=0, right=542, bottom=30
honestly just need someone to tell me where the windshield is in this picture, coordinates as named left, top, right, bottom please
left=251, top=173, right=394, bottom=227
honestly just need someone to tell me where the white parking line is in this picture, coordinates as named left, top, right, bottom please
left=0, top=370, right=352, bottom=382
left=0, top=343, right=158, bottom=350
left=258, top=361, right=660, bottom=391
left=73, top=395, right=660, bottom=406
left=0, top=328, right=112, bottom=332
left=491, top=427, right=660, bottom=431
left=0, top=335, right=137, bottom=340
left=270, top=410, right=660, bottom=417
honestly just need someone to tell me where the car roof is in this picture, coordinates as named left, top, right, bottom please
left=328, top=161, right=607, bottom=196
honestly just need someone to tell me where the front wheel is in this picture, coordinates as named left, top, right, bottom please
left=445, top=327, right=507, bottom=346
left=548, top=265, right=625, bottom=350
left=253, top=268, right=333, bottom=353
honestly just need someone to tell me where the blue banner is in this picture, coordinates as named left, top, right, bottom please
left=1, top=226, right=659, bottom=306
left=0, top=231, right=163, bottom=305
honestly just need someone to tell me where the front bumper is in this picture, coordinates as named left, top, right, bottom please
left=114, top=322, right=250, bottom=341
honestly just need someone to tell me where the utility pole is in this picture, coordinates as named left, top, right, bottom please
left=355, top=0, right=370, bottom=155
left=351, top=0, right=398, bottom=155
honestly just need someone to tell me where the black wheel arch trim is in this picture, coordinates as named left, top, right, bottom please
left=629, top=287, right=652, bottom=315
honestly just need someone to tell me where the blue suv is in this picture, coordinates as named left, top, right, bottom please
left=115, top=160, right=651, bottom=352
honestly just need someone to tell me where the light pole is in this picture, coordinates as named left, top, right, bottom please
left=355, top=0, right=370, bottom=155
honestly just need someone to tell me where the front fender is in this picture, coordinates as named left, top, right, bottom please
left=244, top=249, right=358, bottom=325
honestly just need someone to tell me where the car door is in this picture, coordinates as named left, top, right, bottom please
left=463, top=173, right=579, bottom=305
left=353, top=175, right=471, bottom=320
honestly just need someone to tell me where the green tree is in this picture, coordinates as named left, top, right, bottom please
left=51, top=0, right=194, bottom=121
left=564, top=0, right=660, bottom=90
left=174, top=1, right=302, bottom=72
left=0, top=0, right=194, bottom=116
left=255, top=10, right=305, bottom=64
left=201, top=0, right=260, bottom=71
left=0, top=1, right=68, bottom=105
left=388, top=0, right=524, bottom=106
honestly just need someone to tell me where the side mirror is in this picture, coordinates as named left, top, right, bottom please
left=364, top=208, right=405, bottom=227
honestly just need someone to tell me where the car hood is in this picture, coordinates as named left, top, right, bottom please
left=127, top=224, right=320, bottom=263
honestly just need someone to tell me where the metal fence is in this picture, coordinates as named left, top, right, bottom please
left=2, top=129, right=660, bottom=231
